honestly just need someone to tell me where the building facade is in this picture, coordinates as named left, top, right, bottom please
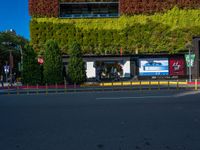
left=29, top=0, right=200, bottom=80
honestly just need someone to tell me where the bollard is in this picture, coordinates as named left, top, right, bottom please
left=186, top=79, right=189, bottom=89
left=74, top=83, right=76, bottom=92
left=149, top=81, right=151, bottom=90
left=121, top=81, right=123, bottom=91
left=195, top=79, right=198, bottom=90
left=168, top=80, right=170, bottom=90
left=176, top=80, right=179, bottom=90
left=46, top=83, right=48, bottom=95
left=55, top=83, right=58, bottom=93
left=17, top=86, right=19, bottom=95
left=130, top=81, right=133, bottom=90
left=158, top=81, right=160, bottom=90
left=139, top=81, right=142, bottom=91
left=27, top=84, right=29, bottom=95
left=8, top=85, right=10, bottom=95
left=112, top=82, right=114, bottom=91
left=36, top=84, right=39, bottom=95
left=64, top=81, right=67, bottom=93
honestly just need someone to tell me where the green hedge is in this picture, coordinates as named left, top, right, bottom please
left=30, top=7, right=200, bottom=55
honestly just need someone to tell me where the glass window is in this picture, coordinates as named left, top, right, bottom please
left=60, top=2, right=119, bottom=18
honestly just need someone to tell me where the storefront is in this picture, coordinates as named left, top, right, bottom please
left=62, top=36, right=200, bottom=81
left=84, top=56, right=131, bottom=81
left=63, top=52, right=199, bottom=81
left=63, top=55, right=132, bottom=81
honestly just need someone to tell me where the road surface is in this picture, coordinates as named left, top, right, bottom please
left=0, top=90, right=200, bottom=150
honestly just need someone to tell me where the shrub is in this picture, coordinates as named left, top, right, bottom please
left=22, top=45, right=41, bottom=85
left=67, top=42, right=86, bottom=84
left=43, top=40, right=64, bottom=84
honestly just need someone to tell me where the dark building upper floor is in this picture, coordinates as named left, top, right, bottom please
left=29, top=0, right=200, bottom=18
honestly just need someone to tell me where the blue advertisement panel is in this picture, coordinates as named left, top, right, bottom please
left=139, top=58, right=169, bottom=76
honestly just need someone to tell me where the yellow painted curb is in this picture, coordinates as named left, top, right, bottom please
left=81, top=81, right=188, bottom=87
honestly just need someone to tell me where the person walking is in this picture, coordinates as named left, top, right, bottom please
left=0, top=74, right=4, bottom=87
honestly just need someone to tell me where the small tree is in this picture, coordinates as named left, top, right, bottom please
left=43, top=40, right=63, bottom=84
left=22, top=45, right=41, bottom=85
left=67, top=42, right=86, bottom=84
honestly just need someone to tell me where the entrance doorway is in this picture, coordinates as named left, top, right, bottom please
left=95, top=61, right=123, bottom=81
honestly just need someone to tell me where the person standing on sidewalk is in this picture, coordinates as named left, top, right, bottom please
left=0, top=74, right=4, bottom=87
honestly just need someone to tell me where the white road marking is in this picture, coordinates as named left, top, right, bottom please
left=96, top=91, right=200, bottom=100
left=175, top=91, right=200, bottom=97
left=96, top=95, right=173, bottom=100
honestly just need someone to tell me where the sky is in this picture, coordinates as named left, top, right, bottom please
left=0, top=0, right=30, bottom=40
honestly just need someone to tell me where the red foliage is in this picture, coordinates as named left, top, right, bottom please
left=120, top=0, right=200, bottom=15
left=60, top=0, right=118, bottom=1
left=29, top=0, right=59, bottom=17
left=29, top=0, right=200, bottom=17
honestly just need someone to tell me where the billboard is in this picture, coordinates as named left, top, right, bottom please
left=169, top=57, right=186, bottom=76
left=139, top=58, right=169, bottom=76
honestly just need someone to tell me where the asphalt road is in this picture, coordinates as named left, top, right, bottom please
left=0, top=90, right=200, bottom=150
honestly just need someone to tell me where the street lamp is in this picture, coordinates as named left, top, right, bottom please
left=16, top=45, right=23, bottom=72
left=2, top=41, right=14, bottom=83
left=185, top=42, right=193, bottom=82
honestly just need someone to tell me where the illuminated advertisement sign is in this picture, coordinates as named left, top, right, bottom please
left=169, top=57, right=186, bottom=76
left=139, top=58, right=169, bottom=76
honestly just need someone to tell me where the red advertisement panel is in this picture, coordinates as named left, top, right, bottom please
left=169, top=57, right=186, bottom=76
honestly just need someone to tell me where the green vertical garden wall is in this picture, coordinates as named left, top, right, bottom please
left=30, top=7, right=200, bottom=55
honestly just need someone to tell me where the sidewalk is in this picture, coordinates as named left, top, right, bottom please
left=0, top=82, right=22, bottom=88
left=1, top=80, right=200, bottom=88
left=0, top=80, right=199, bottom=96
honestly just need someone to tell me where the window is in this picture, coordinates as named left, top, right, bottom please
left=60, top=1, right=119, bottom=18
